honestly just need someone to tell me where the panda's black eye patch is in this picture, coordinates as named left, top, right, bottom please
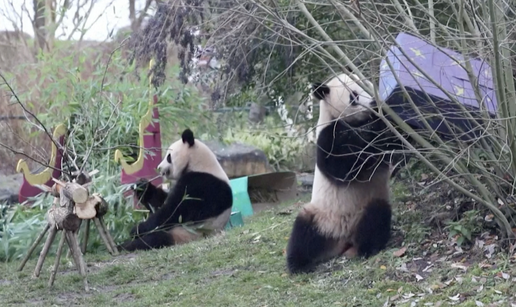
left=166, top=153, right=171, bottom=163
left=350, top=91, right=359, bottom=105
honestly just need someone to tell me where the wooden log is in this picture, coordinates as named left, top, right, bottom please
left=47, top=186, right=82, bottom=232
left=93, top=218, right=115, bottom=255
left=75, top=196, right=98, bottom=220
left=63, top=183, right=89, bottom=204
left=65, top=231, right=89, bottom=291
left=81, top=220, right=90, bottom=254
left=48, top=231, right=66, bottom=287
left=33, top=226, right=57, bottom=278
left=18, top=223, right=50, bottom=271
left=22, top=172, right=103, bottom=290
left=52, top=179, right=89, bottom=204
left=47, top=207, right=81, bottom=232
left=97, top=216, right=118, bottom=255
left=93, top=194, right=108, bottom=218
left=50, top=183, right=61, bottom=198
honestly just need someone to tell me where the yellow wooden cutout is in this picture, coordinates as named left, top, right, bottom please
left=16, top=123, right=67, bottom=186
left=114, top=59, right=158, bottom=175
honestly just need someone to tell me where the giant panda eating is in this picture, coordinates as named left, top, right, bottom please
left=286, top=71, right=405, bottom=274
left=119, top=128, right=233, bottom=251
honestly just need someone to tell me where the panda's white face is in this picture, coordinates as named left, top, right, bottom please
left=156, top=129, right=229, bottom=183
left=157, top=138, right=187, bottom=180
left=315, top=73, right=375, bottom=124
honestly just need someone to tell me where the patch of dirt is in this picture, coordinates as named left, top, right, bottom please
left=54, top=291, right=93, bottom=304
left=252, top=202, right=280, bottom=214
left=395, top=166, right=503, bottom=246
left=112, top=292, right=136, bottom=302
left=387, top=229, right=405, bottom=249
left=211, top=268, right=239, bottom=277
left=376, top=165, right=512, bottom=287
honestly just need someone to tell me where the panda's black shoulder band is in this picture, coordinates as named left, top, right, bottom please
left=182, top=129, right=195, bottom=147
left=312, top=83, right=330, bottom=100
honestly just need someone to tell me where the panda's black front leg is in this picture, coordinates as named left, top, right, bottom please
left=317, top=120, right=377, bottom=183
left=129, top=219, right=158, bottom=238
left=132, top=178, right=168, bottom=213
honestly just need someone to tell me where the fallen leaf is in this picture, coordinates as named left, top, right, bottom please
left=444, top=279, right=454, bottom=286
left=451, top=263, right=468, bottom=271
left=396, top=262, right=408, bottom=272
left=485, top=244, right=496, bottom=259
left=393, top=247, right=407, bottom=257
left=422, top=264, right=434, bottom=272
left=448, top=293, right=460, bottom=301
left=390, top=294, right=400, bottom=301
left=496, top=272, right=510, bottom=280
left=476, top=284, right=483, bottom=293
left=479, top=261, right=492, bottom=269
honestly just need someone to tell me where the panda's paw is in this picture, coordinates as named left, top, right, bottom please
left=132, top=178, right=149, bottom=191
left=132, top=178, right=153, bottom=200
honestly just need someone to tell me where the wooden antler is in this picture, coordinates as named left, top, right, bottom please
left=18, top=170, right=118, bottom=291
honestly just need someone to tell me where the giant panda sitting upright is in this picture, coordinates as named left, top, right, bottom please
left=286, top=71, right=405, bottom=274
left=119, top=128, right=233, bottom=251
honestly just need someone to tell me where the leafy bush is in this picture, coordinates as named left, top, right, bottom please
left=445, top=210, right=482, bottom=247
left=0, top=42, right=214, bottom=262
left=0, top=200, right=48, bottom=262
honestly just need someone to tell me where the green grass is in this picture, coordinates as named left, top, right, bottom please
left=1, top=192, right=516, bottom=306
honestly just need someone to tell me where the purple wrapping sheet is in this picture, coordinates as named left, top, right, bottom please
left=378, top=32, right=498, bottom=141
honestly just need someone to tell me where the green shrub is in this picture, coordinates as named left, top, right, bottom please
left=1, top=42, right=214, bottom=262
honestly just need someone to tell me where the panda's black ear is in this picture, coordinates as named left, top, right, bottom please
left=182, top=129, right=195, bottom=147
left=312, top=83, right=330, bottom=100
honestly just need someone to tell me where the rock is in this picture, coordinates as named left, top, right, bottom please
left=204, top=140, right=273, bottom=178
left=0, top=173, right=22, bottom=205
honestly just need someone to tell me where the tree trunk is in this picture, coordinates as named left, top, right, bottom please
left=32, top=0, right=47, bottom=52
